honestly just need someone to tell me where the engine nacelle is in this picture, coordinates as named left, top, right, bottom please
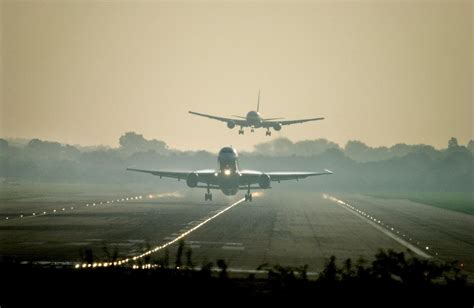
left=258, top=174, right=271, bottom=189
left=273, top=123, right=282, bottom=131
left=186, top=172, right=199, bottom=188
left=227, top=121, right=236, bottom=129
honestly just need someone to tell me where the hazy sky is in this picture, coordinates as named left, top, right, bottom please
left=1, top=0, right=472, bottom=152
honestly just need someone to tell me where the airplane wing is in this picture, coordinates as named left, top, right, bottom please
left=266, top=170, right=333, bottom=182
left=189, top=111, right=249, bottom=127
left=263, top=117, right=285, bottom=121
left=126, top=168, right=218, bottom=185
left=263, top=117, right=324, bottom=127
left=239, top=169, right=332, bottom=186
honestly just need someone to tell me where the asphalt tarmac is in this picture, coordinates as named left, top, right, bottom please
left=1, top=188, right=472, bottom=279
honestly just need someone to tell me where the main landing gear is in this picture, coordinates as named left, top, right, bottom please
left=265, top=129, right=272, bottom=136
left=238, top=127, right=244, bottom=135
left=204, top=186, right=212, bottom=201
left=245, top=193, right=253, bottom=202
left=251, top=128, right=255, bottom=133
left=244, top=185, right=253, bottom=202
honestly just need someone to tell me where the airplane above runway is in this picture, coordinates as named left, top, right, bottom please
left=189, top=91, right=324, bottom=136
left=127, top=146, right=332, bottom=202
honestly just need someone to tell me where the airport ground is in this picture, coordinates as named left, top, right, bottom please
left=0, top=182, right=472, bottom=283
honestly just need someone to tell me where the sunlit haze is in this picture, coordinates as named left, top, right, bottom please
left=1, top=1, right=472, bottom=152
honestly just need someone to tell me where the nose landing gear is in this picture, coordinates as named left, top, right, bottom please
left=265, top=129, right=272, bottom=136
left=238, top=127, right=244, bottom=135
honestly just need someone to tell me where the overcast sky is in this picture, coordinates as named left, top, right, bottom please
left=1, top=0, right=472, bottom=152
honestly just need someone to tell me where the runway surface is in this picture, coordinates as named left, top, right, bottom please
left=1, top=188, right=473, bottom=278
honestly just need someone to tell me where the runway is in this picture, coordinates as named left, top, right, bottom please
left=325, top=194, right=432, bottom=258
left=1, top=187, right=473, bottom=279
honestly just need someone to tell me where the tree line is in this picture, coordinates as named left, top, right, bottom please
left=0, top=132, right=472, bottom=192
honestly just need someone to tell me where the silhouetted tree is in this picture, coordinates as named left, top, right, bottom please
left=444, top=260, right=468, bottom=287
left=467, top=140, right=474, bottom=154
left=345, top=140, right=369, bottom=161
left=175, top=240, right=184, bottom=268
left=119, top=132, right=167, bottom=154
left=298, top=264, right=308, bottom=281
left=216, top=259, right=228, bottom=279
left=317, top=256, right=340, bottom=284
left=341, top=258, right=356, bottom=282
left=157, top=248, right=170, bottom=268
left=185, top=248, right=194, bottom=269
left=102, top=243, right=111, bottom=261
left=448, top=137, right=459, bottom=149
left=199, top=261, right=213, bottom=278
left=82, top=247, right=94, bottom=264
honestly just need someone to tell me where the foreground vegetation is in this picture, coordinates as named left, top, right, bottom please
left=1, top=246, right=472, bottom=305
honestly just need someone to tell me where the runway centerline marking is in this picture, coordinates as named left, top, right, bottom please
left=324, top=194, right=432, bottom=259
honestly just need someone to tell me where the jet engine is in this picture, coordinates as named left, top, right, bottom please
left=273, top=123, right=282, bottom=131
left=258, top=174, right=271, bottom=189
left=186, top=172, right=199, bottom=188
left=227, top=121, right=236, bottom=129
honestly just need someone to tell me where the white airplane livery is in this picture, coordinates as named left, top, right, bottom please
left=127, top=147, right=332, bottom=201
left=189, top=91, right=324, bottom=136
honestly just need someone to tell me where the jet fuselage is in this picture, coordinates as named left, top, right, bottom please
left=217, top=147, right=241, bottom=195
left=245, top=111, right=263, bottom=128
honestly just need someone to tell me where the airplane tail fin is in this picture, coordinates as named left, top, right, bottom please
left=257, top=90, right=261, bottom=112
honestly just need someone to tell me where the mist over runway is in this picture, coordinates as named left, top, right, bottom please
left=1, top=187, right=472, bottom=280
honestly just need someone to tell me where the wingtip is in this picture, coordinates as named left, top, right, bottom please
left=324, top=169, right=333, bottom=174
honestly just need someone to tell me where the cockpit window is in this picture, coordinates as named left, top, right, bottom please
left=220, top=147, right=234, bottom=154
left=219, top=147, right=238, bottom=157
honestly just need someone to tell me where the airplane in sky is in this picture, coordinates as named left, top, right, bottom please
left=189, top=91, right=325, bottom=136
left=127, top=146, right=332, bottom=201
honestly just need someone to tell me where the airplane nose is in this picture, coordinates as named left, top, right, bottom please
left=218, top=147, right=238, bottom=159
left=218, top=152, right=237, bottom=161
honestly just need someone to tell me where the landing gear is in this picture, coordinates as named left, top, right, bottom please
left=251, top=128, right=255, bottom=133
left=245, top=193, right=253, bottom=202
left=265, top=129, right=272, bottom=136
left=204, top=186, right=212, bottom=201
left=245, top=185, right=253, bottom=202
left=238, top=127, right=244, bottom=135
